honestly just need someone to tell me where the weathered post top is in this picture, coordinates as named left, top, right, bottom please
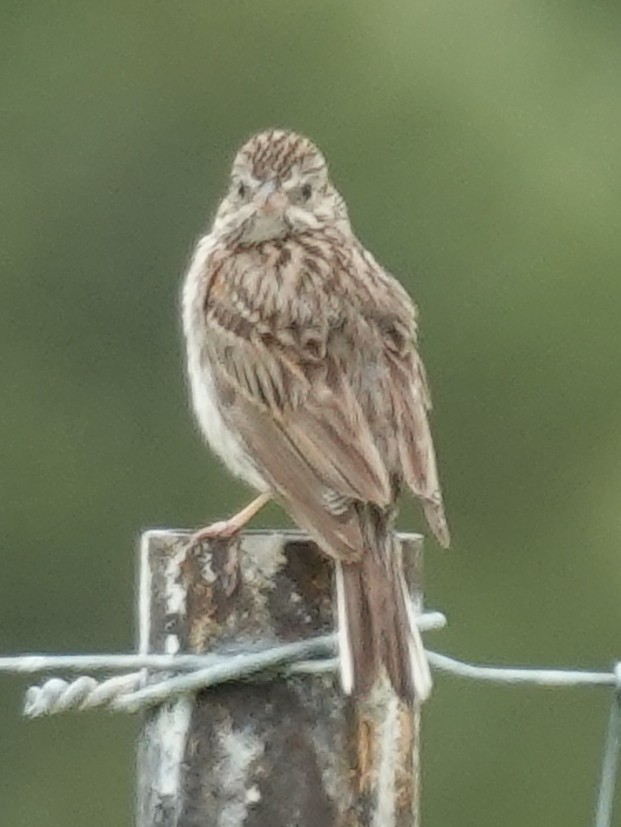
left=137, top=529, right=424, bottom=827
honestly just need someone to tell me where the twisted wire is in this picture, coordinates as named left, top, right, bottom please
left=4, top=608, right=620, bottom=827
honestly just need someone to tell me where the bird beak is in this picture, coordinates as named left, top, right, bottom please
left=254, top=180, right=288, bottom=215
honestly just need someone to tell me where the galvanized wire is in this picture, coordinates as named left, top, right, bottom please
left=426, top=651, right=616, bottom=687
left=595, top=664, right=621, bottom=827
left=1, top=608, right=619, bottom=827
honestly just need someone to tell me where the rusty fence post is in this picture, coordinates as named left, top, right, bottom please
left=136, top=529, right=425, bottom=827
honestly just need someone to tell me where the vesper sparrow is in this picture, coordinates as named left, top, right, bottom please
left=182, top=130, right=449, bottom=703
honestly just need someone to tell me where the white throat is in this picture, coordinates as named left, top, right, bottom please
left=241, top=213, right=289, bottom=243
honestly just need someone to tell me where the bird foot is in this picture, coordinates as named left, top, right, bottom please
left=188, top=494, right=272, bottom=547
left=189, top=519, right=241, bottom=545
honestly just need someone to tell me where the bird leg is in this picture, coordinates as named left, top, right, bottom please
left=190, top=492, right=271, bottom=543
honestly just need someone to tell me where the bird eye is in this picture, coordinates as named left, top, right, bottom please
left=301, top=183, right=312, bottom=201
left=237, top=183, right=247, bottom=198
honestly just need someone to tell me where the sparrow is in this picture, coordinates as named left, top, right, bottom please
left=182, top=129, right=449, bottom=702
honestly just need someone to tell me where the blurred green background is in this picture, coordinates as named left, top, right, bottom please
left=2, top=1, right=621, bottom=824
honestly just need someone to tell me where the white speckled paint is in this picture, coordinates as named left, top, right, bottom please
left=374, top=693, right=400, bottom=827
left=152, top=698, right=193, bottom=801
left=213, top=726, right=264, bottom=827
left=138, top=532, right=192, bottom=808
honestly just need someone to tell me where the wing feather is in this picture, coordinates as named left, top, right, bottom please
left=205, top=299, right=392, bottom=517
left=201, top=240, right=449, bottom=551
left=389, top=350, right=450, bottom=547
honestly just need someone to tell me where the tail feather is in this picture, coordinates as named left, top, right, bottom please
left=335, top=518, right=432, bottom=704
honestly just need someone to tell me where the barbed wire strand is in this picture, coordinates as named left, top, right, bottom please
left=25, top=673, right=143, bottom=718
left=19, top=612, right=444, bottom=716
left=10, top=611, right=617, bottom=717
left=117, top=653, right=619, bottom=714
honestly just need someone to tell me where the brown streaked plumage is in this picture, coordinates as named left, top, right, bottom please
left=182, top=129, right=449, bottom=703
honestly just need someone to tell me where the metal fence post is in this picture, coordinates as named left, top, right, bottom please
left=136, top=529, right=424, bottom=827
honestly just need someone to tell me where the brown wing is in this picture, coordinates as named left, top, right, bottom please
left=204, top=255, right=392, bottom=562
left=370, top=263, right=450, bottom=547
left=205, top=239, right=449, bottom=553
left=388, top=346, right=450, bottom=547
left=350, top=243, right=450, bottom=547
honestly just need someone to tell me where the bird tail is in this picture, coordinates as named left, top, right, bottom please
left=334, top=511, right=432, bottom=704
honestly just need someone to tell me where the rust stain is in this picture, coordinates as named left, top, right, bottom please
left=181, top=538, right=242, bottom=652
left=394, top=704, right=417, bottom=812
left=355, top=714, right=375, bottom=794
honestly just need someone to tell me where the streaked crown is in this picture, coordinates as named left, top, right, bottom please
left=233, top=129, right=328, bottom=181
left=213, top=129, right=348, bottom=243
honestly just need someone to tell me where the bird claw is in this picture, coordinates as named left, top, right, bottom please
left=189, top=519, right=240, bottom=546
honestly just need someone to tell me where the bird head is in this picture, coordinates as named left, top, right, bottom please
left=213, top=129, right=349, bottom=243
